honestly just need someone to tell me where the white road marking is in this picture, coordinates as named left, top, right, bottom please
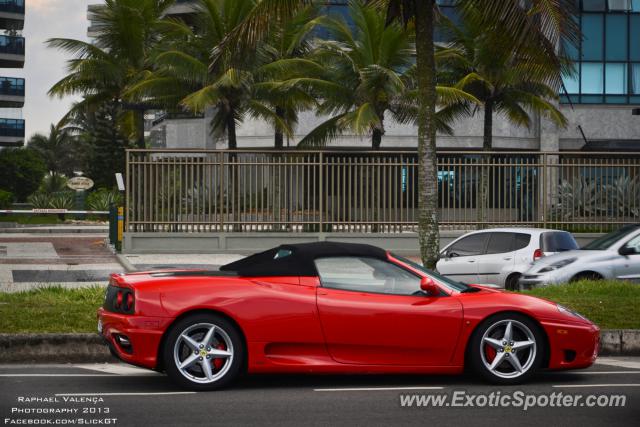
left=596, top=358, right=640, bottom=370
left=553, top=384, right=640, bottom=388
left=55, top=392, right=196, bottom=396
left=72, top=363, right=159, bottom=376
left=556, top=371, right=640, bottom=375
left=314, top=386, right=444, bottom=392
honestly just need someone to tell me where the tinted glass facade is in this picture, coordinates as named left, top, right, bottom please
left=562, top=0, right=640, bottom=104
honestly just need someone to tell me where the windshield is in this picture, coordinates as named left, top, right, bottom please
left=582, top=225, right=640, bottom=250
left=391, top=253, right=471, bottom=292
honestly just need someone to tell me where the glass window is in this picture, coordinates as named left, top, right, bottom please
left=512, top=234, right=532, bottom=251
left=608, top=0, right=631, bottom=11
left=624, top=235, right=640, bottom=252
left=485, top=233, right=514, bottom=255
left=605, top=63, right=628, bottom=93
left=582, top=14, right=604, bottom=60
left=582, top=225, right=640, bottom=249
left=632, top=63, right=640, bottom=93
left=606, top=14, right=627, bottom=60
left=631, top=16, right=640, bottom=61
left=541, top=232, right=580, bottom=252
left=581, top=62, right=604, bottom=93
left=315, top=257, right=421, bottom=296
left=447, top=233, right=489, bottom=257
left=391, top=254, right=470, bottom=292
left=632, top=0, right=640, bottom=11
left=563, top=72, right=580, bottom=94
left=583, top=0, right=606, bottom=10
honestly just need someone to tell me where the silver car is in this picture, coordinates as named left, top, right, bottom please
left=519, top=224, right=640, bottom=287
left=436, top=228, right=579, bottom=290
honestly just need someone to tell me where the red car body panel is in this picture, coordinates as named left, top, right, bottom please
left=98, top=253, right=599, bottom=375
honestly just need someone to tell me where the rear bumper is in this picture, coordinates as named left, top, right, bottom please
left=97, top=308, right=172, bottom=370
left=540, top=319, right=600, bottom=370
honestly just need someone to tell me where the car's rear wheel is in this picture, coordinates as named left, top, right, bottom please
left=571, top=272, right=603, bottom=282
left=505, top=273, right=522, bottom=291
left=163, top=313, right=243, bottom=391
left=469, top=313, right=544, bottom=384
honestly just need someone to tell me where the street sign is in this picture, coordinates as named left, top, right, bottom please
left=67, top=176, right=95, bottom=191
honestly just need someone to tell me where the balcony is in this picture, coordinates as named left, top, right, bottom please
left=0, top=77, right=24, bottom=107
left=0, top=35, right=24, bottom=67
left=0, top=118, right=24, bottom=147
left=0, top=0, right=25, bottom=30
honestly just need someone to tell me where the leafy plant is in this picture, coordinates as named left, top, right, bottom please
left=553, top=178, right=605, bottom=220
left=27, top=193, right=52, bottom=209
left=608, top=175, right=640, bottom=218
left=49, top=192, right=75, bottom=210
left=0, top=190, right=13, bottom=209
left=39, top=173, right=68, bottom=194
left=87, top=188, right=123, bottom=211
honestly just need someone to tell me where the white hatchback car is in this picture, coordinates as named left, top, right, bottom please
left=519, top=224, right=640, bottom=287
left=436, top=228, right=579, bottom=290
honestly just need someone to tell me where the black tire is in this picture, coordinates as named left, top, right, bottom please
left=163, top=313, right=244, bottom=391
left=505, top=273, right=522, bottom=291
left=468, top=312, right=545, bottom=385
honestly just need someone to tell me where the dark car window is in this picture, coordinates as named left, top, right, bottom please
left=485, top=233, right=515, bottom=255
left=512, top=233, right=531, bottom=251
left=541, top=232, right=579, bottom=252
left=447, top=233, right=489, bottom=257
left=315, top=257, right=421, bottom=296
left=583, top=225, right=640, bottom=250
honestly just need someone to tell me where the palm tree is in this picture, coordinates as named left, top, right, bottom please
left=27, top=125, right=74, bottom=175
left=47, top=0, right=175, bottom=148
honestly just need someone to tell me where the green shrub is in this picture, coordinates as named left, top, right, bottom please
left=49, top=192, right=75, bottom=210
left=39, top=173, right=68, bottom=194
left=0, top=190, right=13, bottom=209
left=87, top=188, right=122, bottom=211
left=0, top=148, right=47, bottom=202
left=27, top=193, right=52, bottom=209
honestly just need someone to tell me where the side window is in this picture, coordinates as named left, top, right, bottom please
left=448, top=233, right=489, bottom=257
left=512, top=233, right=531, bottom=251
left=624, top=235, right=640, bottom=253
left=485, top=233, right=515, bottom=255
left=315, top=257, right=421, bottom=296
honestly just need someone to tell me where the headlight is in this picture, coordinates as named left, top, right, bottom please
left=557, top=304, right=589, bottom=322
left=538, top=258, right=577, bottom=273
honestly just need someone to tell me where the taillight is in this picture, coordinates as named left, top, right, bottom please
left=115, top=291, right=123, bottom=308
left=125, top=293, right=134, bottom=311
left=533, top=248, right=543, bottom=262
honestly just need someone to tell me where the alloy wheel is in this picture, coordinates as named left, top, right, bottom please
left=479, top=319, right=537, bottom=379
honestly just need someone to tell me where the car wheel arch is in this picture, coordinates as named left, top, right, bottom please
left=463, top=310, right=551, bottom=370
left=155, top=308, right=248, bottom=373
left=570, top=271, right=604, bottom=281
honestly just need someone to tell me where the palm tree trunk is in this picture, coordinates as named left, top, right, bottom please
left=135, top=109, right=145, bottom=149
left=226, top=113, right=237, bottom=150
left=274, top=106, right=285, bottom=149
left=415, top=0, right=439, bottom=269
left=372, top=128, right=383, bottom=150
left=226, top=111, right=240, bottom=231
left=478, top=100, right=493, bottom=228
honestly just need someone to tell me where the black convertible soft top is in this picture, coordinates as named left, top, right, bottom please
left=219, top=242, right=388, bottom=277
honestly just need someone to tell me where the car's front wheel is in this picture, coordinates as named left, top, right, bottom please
left=469, top=313, right=544, bottom=384
left=163, top=313, right=244, bottom=391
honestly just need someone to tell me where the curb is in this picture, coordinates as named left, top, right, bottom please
left=115, top=254, right=136, bottom=273
left=0, top=228, right=108, bottom=234
left=1, top=330, right=638, bottom=364
left=0, top=334, right=112, bottom=363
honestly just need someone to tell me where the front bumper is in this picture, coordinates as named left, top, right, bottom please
left=97, top=308, right=172, bottom=369
left=540, top=319, right=600, bottom=370
left=519, top=271, right=573, bottom=288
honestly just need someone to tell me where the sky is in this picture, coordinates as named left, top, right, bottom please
left=11, top=0, right=95, bottom=140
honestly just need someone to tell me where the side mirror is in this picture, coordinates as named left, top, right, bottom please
left=619, top=246, right=638, bottom=256
left=420, top=277, right=440, bottom=296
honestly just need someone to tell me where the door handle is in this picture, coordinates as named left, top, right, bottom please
left=503, top=257, right=512, bottom=261
left=467, top=260, right=476, bottom=263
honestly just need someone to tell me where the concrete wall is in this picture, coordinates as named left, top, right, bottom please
left=123, top=231, right=604, bottom=255
left=151, top=104, right=640, bottom=151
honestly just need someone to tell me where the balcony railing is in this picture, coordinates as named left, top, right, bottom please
left=0, top=0, right=25, bottom=14
left=125, top=150, right=640, bottom=234
left=0, top=118, right=24, bottom=137
left=0, top=35, right=24, bottom=55
left=0, top=77, right=24, bottom=96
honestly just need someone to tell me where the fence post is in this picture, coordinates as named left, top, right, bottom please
left=219, top=152, right=225, bottom=232
left=319, top=151, right=324, bottom=232
left=125, top=150, right=130, bottom=232
left=542, top=153, right=548, bottom=227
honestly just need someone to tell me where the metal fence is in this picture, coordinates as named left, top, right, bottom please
left=126, top=149, right=640, bottom=233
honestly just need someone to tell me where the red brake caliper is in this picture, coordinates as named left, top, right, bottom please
left=485, top=344, right=497, bottom=363
left=213, top=342, right=226, bottom=370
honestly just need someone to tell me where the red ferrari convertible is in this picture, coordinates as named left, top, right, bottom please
left=97, top=242, right=599, bottom=390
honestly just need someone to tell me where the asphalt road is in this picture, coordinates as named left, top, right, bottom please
left=1, top=358, right=639, bottom=427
